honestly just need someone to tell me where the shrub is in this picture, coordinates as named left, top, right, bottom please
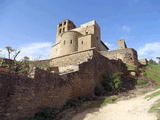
left=94, top=86, right=105, bottom=96
left=95, top=72, right=124, bottom=96
left=102, top=75, right=113, bottom=91
left=148, top=59, right=157, bottom=65
left=112, top=72, right=123, bottom=90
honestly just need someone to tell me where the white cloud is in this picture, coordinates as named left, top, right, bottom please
left=138, top=42, right=160, bottom=61
left=18, top=42, right=52, bottom=60
left=105, top=42, right=116, bottom=50
left=0, top=48, right=8, bottom=58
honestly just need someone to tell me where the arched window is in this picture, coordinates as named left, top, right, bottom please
left=70, top=40, right=72, bottom=44
left=64, top=40, right=65, bottom=45
left=81, top=41, right=83, bottom=44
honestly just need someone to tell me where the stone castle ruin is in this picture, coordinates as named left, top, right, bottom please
left=0, top=20, right=139, bottom=120
left=50, top=20, right=108, bottom=58
left=50, top=20, right=138, bottom=74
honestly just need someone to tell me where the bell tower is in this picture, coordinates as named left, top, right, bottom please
left=56, top=20, right=76, bottom=43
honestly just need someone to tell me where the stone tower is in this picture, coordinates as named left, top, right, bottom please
left=56, top=20, right=76, bottom=43
left=118, top=39, right=127, bottom=49
left=50, top=20, right=109, bottom=58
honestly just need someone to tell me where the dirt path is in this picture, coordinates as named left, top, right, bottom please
left=72, top=88, right=160, bottom=120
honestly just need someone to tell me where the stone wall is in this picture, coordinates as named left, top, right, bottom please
left=50, top=48, right=95, bottom=67
left=139, top=58, right=148, bottom=65
left=0, top=50, right=128, bottom=120
left=100, top=48, right=138, bottom=67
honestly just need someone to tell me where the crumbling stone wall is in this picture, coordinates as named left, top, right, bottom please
left=0, top=50, right=128, bottom=120
left=100, top=48, right=138, bottom=67
left=139, top=58, right=148, bottom=65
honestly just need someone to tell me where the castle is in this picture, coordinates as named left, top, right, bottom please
left=50, top=20, right=138, bottom=73
left=0, top=20, right=139, bottom=120
left=50, top=20, right=108, bottom=58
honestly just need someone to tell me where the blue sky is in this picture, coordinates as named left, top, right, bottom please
left=0, top=0, right=160, bottom=60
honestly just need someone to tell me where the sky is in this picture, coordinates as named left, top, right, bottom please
left=0, top=0, right=160, bottom=61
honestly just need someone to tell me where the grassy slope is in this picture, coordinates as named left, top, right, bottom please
left=145, top=64, right=160, bottom=84
left=143, top=64, right=160, bottom=119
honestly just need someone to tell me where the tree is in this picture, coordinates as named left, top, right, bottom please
left=148, top=59, right=157, bottom=65
left=5, top=46, right=20, bottom=60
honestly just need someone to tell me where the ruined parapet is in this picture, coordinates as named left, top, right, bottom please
left=118, top=39, right=127, bottom=49
left=139, top=58, right=148, bottom=65
left=100, top=48, right=138, bottom=67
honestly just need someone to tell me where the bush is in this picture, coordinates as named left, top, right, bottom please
left=148, top=59, right=157, bottom=65
left=95, top=72, right=124, bottom=96
left=102, top=75, right=113, bottom=91
left=27, top=108, right=62, bottom=120
left=94, top=86, right=105, bottom=96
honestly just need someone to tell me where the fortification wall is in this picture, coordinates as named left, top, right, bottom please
left=0, top=68, right=95, bottom=120
left=100, top=48, right=138, bottom=66
left=0, top=50, right=128, bottom=120
left=50, top=48, right=95, bottom=67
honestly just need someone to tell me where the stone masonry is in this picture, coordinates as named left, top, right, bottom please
left=50, top=20, right=138, bottom=67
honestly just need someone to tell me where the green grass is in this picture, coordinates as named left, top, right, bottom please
left=126, top=64, right=135, bottom=70
left=141, top=89, right=151, bottom=94
left=137, top=79, right=148, bottom=86
left=149, top=100, right=160, bottom=119
left=100, top=96, right=118, bottom=106
left=144, top=64, right=160, bottom=84
left=145, top=90, right=160, bottom=100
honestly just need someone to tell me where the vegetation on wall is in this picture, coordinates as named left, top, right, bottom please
left=94, top=72, right=129, bottom=96
left=126, top=64, right=135, bottom=70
